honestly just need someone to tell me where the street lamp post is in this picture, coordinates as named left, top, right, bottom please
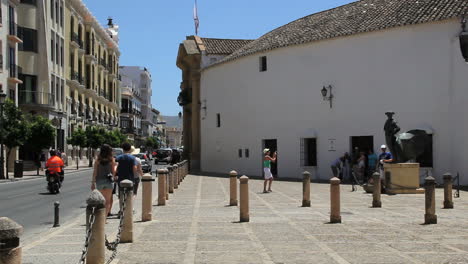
left=0, top=92, right=7, bottom=179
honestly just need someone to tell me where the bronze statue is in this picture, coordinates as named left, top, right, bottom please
left=384, top=112, right=430, bottom=163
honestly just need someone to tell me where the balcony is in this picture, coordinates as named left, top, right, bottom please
left=99, top=58, right=107, bottom=70
left=18, top=90, right=55, bottom=109
left=71, top=32, right=83, bottom=49
left=8, top=64, right=23, bottom=84
left=8, top=22, right=23, bottom=43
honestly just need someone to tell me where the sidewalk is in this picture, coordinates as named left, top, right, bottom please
left=0, top=166, right=93, bottom=184
left=23, top=175, right=468, bottom=264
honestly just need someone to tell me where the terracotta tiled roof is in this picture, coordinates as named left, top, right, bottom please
left=200, top=38, right=254, bottom=55
left=211, top=0, right=467, bottom=67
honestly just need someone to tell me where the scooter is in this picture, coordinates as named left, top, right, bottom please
left=46, top=170, right=62, bottom=194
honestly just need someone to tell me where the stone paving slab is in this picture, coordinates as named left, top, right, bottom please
left=22, top=174, right=468, bottom=264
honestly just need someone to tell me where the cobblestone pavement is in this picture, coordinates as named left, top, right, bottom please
left=23, top=175, right=468, bottom=264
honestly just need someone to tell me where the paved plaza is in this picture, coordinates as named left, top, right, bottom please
left=23, top=174, right=468, bottom=264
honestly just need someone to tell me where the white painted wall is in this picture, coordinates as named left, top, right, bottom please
left=200, top=19, right=468, bottom=184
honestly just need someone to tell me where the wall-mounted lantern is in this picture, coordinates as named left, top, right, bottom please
left=321, top=85, right=334, bottom=108
left=460, top=16, right=468, bottom=62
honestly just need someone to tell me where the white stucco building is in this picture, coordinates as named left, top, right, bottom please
left=186, top=0, right=468, bottom=184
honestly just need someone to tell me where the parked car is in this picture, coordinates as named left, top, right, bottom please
left=154, top=148, right=172, bottom=164
left=112, top=148, right=123, bottom=158
left=132, top=153, right=152, bottom=173
left=171, top=149, right=181, bottom=164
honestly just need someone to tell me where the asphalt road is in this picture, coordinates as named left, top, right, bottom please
left=0, top=162, right=166, bottom=244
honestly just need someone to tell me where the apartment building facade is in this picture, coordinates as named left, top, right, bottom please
left=119, top=66, right=153, bottom=147
left=65, top=0, right=120, bottom=139
left=0, top=0, right=22, bottom=173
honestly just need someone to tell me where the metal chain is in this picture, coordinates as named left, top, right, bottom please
left=78, top=206, right=97, bottom=264
left=105, top=189, right=128, bottom=264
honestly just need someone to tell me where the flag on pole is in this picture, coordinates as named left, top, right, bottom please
left=193, top=0, right=200, bottom=35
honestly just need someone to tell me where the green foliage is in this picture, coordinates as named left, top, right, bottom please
left=0, top=99, right=30, bottom=176
left=0, top=99, right=30, bottom=150
left=103, top=129, right=127, bottom=148
left=67, top=127, right=87, bottom=148
left=85, top=126, right=105, bottom=149
left=25, top=115, right=56, bottom=152
left=145, top=136, right=159, bottom=150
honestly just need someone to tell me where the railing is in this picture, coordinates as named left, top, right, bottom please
left=9, top=22, right=18, bottom=37
left=18, top=90, right=56, bottom=107
left=99, top=58, right=107, bottom=68
left=9, top=64, right=21, bottom=79
left=71, top=32, right=83, bottom=49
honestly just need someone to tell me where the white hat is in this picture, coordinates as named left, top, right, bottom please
left=130, top=146, right=140, bottom=155
left=380, top=145, right=387, bottom=149
left=263, top=148, right=270, bottom=154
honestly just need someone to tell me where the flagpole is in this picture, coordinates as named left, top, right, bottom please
left=193, top=0, right=199, bottom=35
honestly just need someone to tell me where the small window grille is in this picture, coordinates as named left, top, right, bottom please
left=216, top=113, right=221, bottom=127
left=301, top=138, right=317, bottom=166
left=259, top=56, right=267, bottom=72
left=238, top=149, right=242, bottom=158
left=245, top=149, right=250, bottom=158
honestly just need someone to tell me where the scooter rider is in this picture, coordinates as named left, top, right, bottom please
left=46, top=150, right=65, bottom=182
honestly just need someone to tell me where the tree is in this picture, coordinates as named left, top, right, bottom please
left=0, top=99, right=29, bottom=179
left=85, top=126, right=111, bottom=166
left=145, top=136, right=159, bottom=150
left=67, top=127, right=87, bottom=169
left=25, top=115, right=56, bottom=174
left=103, top=129, right=127, bottom=148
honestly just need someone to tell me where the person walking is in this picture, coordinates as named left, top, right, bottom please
left=378, top=145, right=394, bottom=190
left=330, top=156, right=344, bottom=178
left=91, top=144, right=116, bottom=217
left=263, top=149, right=277, bottom=193
left=115, top=142, right=138, bottom=216
left=39, top=151, right=46, bottom=171
left=367, top=149, right=378, bottom=180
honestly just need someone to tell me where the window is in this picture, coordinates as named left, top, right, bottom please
left=19, top=74, right=37, bottom=92
left=9, top=89, right=15, bottom=101
left=259, top=56, right=267, bottom=72
left=301, top=138, right=317, bottom=166
left=238, top=149, right=242, bottom=158
left=245, top=149, right=250, bottom=158
left=20, top=0, right=37, bottom=5
left=55, top=1, right=59, bottom=24
left=18, top=27, right=38, bottom=52
left=50, top=0, right=54, bottom=20
left=216, top=113, right=221, bottom=127
left=59, top=3, right=63, bottom=27
left=60, top=39, right=64, bottom=66
left=56, top=35, right=59, bottom=65
left=50, top=33, right=54, bottom=62
left=417, top=134, right=433, bottom=167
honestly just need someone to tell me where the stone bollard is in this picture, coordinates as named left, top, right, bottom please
left=165, top=167, right=170, bottom=200
left=85, top=190, right=106, bottom=264
left=330, top=177, right=341, bottom=224
left=173, top=165, right=179, bottom=190
left=142, top=174, right=155, bottom=222
left=168, top=166, right=174, bottom=194
left=372, top=172, right=382, bottom=208
left=120, top=180, right=134, bottom=242
left=239, top=176, right=249, bottom=222
left=302, top=171, right=311, bottom=207
left=424, top=176, right=437, bottom=224
left=158, top=169, right=168, bottom=206
left=53, top=201, right=60, bottom=227
left=229, top=170, right=238, bottom=206
left=0, top=217, right=23, bottom=264
left=443, top=173, right=454, bottom=209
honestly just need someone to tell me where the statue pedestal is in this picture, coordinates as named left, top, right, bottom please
left=384, top=163, right=425, bottom=194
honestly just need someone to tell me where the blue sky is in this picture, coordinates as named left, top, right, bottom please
left=83, top=0, right=356, bottom=116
